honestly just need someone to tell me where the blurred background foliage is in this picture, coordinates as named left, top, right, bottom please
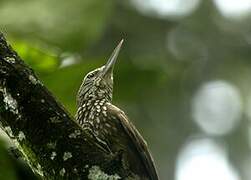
left=1, top=0, right=251, bottom=179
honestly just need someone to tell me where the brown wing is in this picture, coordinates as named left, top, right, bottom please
left=107, top=103, right=159, bottom=180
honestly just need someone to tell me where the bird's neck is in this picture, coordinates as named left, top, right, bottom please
left=76, top=86, right=112, bottom=123
left=76, top=96, right=109, bottom=125
left=82, top=96, right=109, bottom=108
left=77, top=91, right=111, bottom=113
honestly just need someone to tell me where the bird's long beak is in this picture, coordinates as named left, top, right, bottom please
left=101, top=39, right=124, bottom=78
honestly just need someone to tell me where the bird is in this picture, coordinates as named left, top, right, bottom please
left=75, top=40, right=159, bottom=180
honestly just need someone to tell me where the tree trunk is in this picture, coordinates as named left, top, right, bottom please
left=0, top=33, right=125, bottom=180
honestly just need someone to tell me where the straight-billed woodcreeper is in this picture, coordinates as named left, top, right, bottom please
left=75, top=40, right=159, bottom=180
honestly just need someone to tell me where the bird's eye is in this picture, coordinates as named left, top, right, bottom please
left=87, top=73, right=95, bottom=78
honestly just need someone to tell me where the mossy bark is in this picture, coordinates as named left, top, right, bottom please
left=0, top=33, right=127, bottom=179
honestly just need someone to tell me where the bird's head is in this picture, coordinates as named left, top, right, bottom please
left=77, top=40, right=123, bottom=105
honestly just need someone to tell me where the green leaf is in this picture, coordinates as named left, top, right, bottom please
left=9, top=38, right=59, bottom=73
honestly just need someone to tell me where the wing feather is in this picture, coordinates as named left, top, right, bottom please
left=107, top=103, right=159, bottom=180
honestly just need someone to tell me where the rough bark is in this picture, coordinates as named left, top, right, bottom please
left=0, top=33, right=126, bottom=180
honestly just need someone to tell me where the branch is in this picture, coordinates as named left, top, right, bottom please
left=0, top=33, right=127, bottom=179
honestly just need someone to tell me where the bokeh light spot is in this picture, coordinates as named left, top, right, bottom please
left=130, top=0, right=201, bottom=19
left=192, top=80, right=242, bottom=136
left=214, top=0, right=251, bottom=19
left=176, top=138, right=240, bottom=180
left=60, top=54, right=80, bottom=68
left=167, top=28, right=208, bottom=61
